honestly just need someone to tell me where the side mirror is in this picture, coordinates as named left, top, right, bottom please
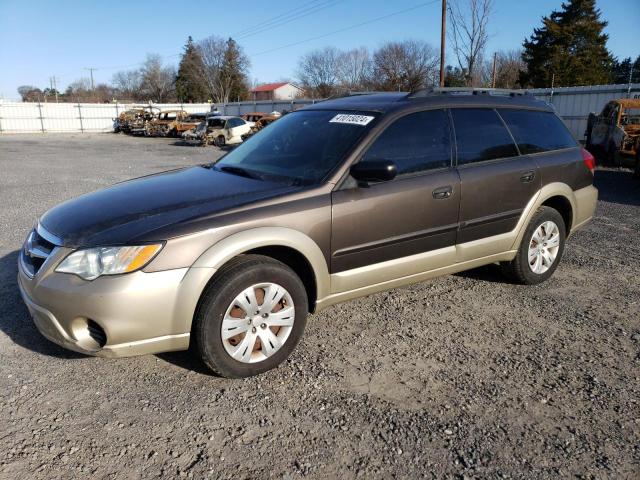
left=350, top=160, right=397, bottom=184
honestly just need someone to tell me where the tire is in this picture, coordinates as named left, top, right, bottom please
left=634, top=153, right=640, bottom=179
left=215, top=135, right=226, bottom=147
left=192, top=254, right=308, bottom=378
left=500, top=206, right=566, bottom=285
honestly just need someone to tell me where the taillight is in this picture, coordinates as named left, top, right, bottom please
left=582, top=148, right=595, bottom=175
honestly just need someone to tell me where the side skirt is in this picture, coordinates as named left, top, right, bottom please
left=315, top=250, right=516, bottom=312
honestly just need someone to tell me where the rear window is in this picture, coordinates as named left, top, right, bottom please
left=498, top=109, right=577, bottom=154
left=450, top=108, right=519, bottom=164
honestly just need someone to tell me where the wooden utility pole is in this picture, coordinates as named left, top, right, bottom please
left=491, top=52, right=497, bottom=88
left=439, top=0, right=446, bottom=87
left=84, top=67, right=97, bottom=90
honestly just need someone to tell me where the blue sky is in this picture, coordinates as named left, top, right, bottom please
left=0, top=0, right=638, bottom=99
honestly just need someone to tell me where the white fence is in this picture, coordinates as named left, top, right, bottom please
left=1, top=84, right=639, bottom=138
left=0, top=102, right=212, bottom=133
left=0, top=100, right=318, bottom=134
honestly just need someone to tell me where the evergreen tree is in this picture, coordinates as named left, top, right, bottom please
left=611, top=55, right=640, bottom=84
left=444, top=66, right=468, bottom=87
left=175, top=36, right=208, bottom=102
left=520, top=0, right=613, bottom=88
left=220, top=38, right=250, bottom=102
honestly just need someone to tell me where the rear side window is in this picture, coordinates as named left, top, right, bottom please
left=450, top=108, right=518, bottom=165
left=363, top=109, right=451, bottom=175
left=499, top=109, right=577, bottom=154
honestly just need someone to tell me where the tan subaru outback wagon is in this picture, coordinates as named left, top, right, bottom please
left=19, top=88, right=598, bottom=378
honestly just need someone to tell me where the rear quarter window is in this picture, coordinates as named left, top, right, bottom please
left=498, top=109, right=577, bottom=154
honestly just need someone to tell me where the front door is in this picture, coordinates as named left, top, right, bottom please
left=331, top=109, right=460, bottom=275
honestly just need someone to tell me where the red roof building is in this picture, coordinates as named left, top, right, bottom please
left=251, top=82, right=304, bottom=101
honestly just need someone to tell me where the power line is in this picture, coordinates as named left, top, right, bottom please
left=235, top=0, right=343, bottom=41
left=45, top=0, right=438, bottom=87
left=250, top=0, right=441, bottom=57
left=231, top=0, right=322, bottom=37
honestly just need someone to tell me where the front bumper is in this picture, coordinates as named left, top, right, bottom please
left=17, top=249, right=202, bottom=357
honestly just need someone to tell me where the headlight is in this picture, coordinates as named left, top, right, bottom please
left=56, top=244, right=163, bottom=280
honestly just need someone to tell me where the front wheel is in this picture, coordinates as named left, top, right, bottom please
left=215, top=135, right=226, bottom=147
left=193, top=255, right=308, bottom=378
left=501, top=206, right=566, bottom=285
left=634, top=152, right=640, bottom=178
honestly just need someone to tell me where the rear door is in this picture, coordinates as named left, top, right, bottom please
left=331, top=109, right=460, bottom=274
left=451, top=108, right=539, bottom=250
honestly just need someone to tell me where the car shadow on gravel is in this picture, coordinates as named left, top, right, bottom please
left=155, top=350, right=213, bottom=375
left=171, top=140, right=203, bottom=148
left=594, top=168, right=640, bottom=206
left=0, top=250, right=85, bottom=359
left=454, top=263, right=508, bottom=283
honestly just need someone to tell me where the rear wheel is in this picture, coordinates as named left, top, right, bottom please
left=634, top=152, right=640, bottom=178
left=193, top=255, right=308, bottom=378
left=501, top=206, right=566, bottom=285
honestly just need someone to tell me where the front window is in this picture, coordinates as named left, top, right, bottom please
left=214, top=110, right=378, bottom=185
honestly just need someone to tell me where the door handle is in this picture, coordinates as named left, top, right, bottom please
left=520, top=171, right=535, bottom=183
left=432, top=185, right=453, bottom=199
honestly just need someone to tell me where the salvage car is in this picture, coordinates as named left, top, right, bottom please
left=114, top=106, right=159, bottom=134
left=241, top=114, right=280, bottom=141
left=145, top=110, right=191, bottom=137
left=586, top=98, right=640, bottom=165
left=172, top=112, right=208, bottom=136
left=18, top=89, right=598, bottom=378
left=241, top=112, right=266, bottom=124
left=182, top=115, right=252, bottom=146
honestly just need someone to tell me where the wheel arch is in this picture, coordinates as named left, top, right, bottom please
left=541, top=195, right=573, bottom=232
left=510, top=183, right=577, bottom=251
left=187, top=227, right=329, bottom=316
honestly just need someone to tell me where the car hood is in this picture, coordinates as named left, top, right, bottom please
left=40, top=166, right=300, bottom=247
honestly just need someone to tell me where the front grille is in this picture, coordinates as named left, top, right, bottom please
left=21, top=227, right=59, bottom=277
left=87, top=320, right=107, bottom=347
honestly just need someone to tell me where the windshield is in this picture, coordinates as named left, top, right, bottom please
left=215, top=110, right=378, bottom=185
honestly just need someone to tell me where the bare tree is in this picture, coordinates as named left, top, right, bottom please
left=447, top=0, right=493, bottom=86
left=372, top=40, right=439, bottom=91
left=138, top=54, right=176, bottom=102
left=64, top=78, right=94, bottom=101
left=197, top=36, right=250, bottom=103
left=17, top=85, right=42, bottom=102
left=112, top=70, right=142, bottom=100
left=198, top=35, right=227, bottom=102
left=492, top=50, right=526, bottom=88
left=297, top=47, right=341, bottom=98
left=337, top=47, right=372, bottom=91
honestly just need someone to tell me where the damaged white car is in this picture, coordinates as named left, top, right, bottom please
left=182, top=115, right=252, bottom=147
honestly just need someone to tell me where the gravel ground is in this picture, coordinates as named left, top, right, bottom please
left=0, top=134, right=638, bottom=479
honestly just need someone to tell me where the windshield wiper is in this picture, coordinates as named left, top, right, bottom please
left=217, top=165, right=256, bottom=179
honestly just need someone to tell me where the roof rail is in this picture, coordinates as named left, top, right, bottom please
left=407, top=87, right=532, bottom=98
left=322, top=90, right=389, bottom=101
